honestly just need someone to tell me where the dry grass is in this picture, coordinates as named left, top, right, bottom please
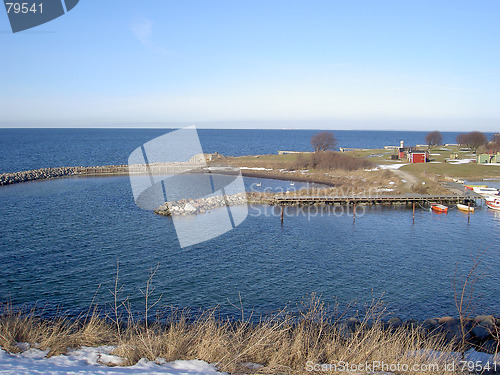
left=0, top=295, right=460, bottom=374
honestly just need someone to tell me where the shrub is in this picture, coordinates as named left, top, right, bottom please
left=292, top=151, right=373, bottom=171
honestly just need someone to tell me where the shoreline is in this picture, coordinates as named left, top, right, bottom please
left=0, top=165, right=339, bottom=187
left=1, top=300, right=499, bottom=374
left=0, top=165, right=353, bottom=188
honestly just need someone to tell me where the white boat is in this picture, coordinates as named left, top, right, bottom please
left=456, top=203, right=474, bottom=213
left=486, top=197, right=500, bottom=211
left=473, top=187, right=499, bottom=196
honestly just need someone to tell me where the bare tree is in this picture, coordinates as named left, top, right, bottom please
left=492, top=133, right=500, bottom=147
left=456, top=133, right=467, bottom=147
left=311, top=132, right=337, bottom=152
left=456, top=132, right=488, bottom=152
left=466, top=131, right=488, bottom=152
left=425, top=130, right=442, bottom=150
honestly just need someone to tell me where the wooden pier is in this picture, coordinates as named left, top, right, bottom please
left=272, top=194, right=474, bottom=207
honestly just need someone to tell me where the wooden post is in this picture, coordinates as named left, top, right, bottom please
left=468, top=200, right=471, bottom=224
left=280, top=204, right=284, bottom=225
left=412, top=202, right=415, bottom=224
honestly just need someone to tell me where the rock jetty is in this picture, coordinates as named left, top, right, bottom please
left=0, top=165, right=129, bottom=186
left=154, top=192, right=249, bottom=216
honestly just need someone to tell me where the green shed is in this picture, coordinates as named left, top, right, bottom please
left=477, top=152, right=500, bottom=164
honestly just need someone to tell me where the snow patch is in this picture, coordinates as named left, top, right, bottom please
left=239, top=167, right=273, bottom=171
left=448, top=159, right=474, bottom=164
left=378, top=164, right=408, bottom=170
left=0, top=346, right=226, bottom=375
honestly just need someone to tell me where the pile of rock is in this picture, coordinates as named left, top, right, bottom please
left=420, top=315, right=499, bottom=352
left=0, top=165, right=130, bottom=186
left=155, top=192, right=248, bottom=216
left=0, top=167, right=80, bottom=185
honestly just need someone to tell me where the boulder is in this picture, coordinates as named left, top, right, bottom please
left=346, top=317, right=360, bottom=332
left=438, top=316, right=455, bottom=324
left=183, top=203, right=197, bottom=213
left=471, top=324, right=493, bottom=340
left=423, top=318, right=439, bottom=328
left=474, top=315, right=496, bottom=326
left=388, top=317, right=403, bottom=328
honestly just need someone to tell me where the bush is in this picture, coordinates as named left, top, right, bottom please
left=412, top=183, right=428, bottom=195
left=293, top=151, right=373, bottom=171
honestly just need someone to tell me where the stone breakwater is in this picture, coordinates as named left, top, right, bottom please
left=154, top=193, right=273, bottom=216
left=0, top=165, right=130, bottom=185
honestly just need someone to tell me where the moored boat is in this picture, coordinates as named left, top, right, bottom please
left=456, top=203, right=474, bottom=213
left=474, top=187, right=499, bottom=196
left=486, top=197, right=500, bottom=211
left=431, top=203, right=448, bottom=213
left=465, top=184, right=486, bottom=191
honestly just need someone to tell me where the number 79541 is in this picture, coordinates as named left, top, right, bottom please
left=5, top=2, right=43, bottom=14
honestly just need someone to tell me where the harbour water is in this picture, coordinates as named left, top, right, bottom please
left=0, top=129, right=499, bottom=321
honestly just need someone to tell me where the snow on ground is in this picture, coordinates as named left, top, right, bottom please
left=376, top=164, right=408, bottom=170
left=0, top=346, right=226, bottom=375
left=239, top=167, right=273, bottom=171
left=448, top=159, right=474, bottom=164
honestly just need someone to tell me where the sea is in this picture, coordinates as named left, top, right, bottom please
left=0, top=128, right=499, bottom=321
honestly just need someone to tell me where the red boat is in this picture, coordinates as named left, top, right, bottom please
left=431, top=203, right=448, bottom=213
left=486, top=197, right=500, bottom=211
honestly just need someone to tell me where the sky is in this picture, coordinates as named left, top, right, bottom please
left=1, top=0, right=500, bottom=131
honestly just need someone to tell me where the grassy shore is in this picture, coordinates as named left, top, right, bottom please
left=224, top=146, right=500, bottom=196
left=0, top=296, right=464, bottom=374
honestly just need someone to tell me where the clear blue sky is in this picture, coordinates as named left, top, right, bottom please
left=1, top=0, right=500, bottom=130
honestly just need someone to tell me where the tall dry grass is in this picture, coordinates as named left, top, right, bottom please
left=0, top=293, right=459, bottom=374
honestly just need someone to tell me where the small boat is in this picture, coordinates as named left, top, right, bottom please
left=255, top=183, right=262, bottom=187
left=486, top=197, right=500, bottom=211
left=465, top=184, right=487, bottom=191
left=457, top=203, right=474, bottom=213
left=290, top=182, right=295, bottom=186
left=431, top=203, right=448, bottom=213
left=474, top=187, right=499, bottom=196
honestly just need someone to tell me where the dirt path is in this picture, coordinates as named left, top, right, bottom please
left=390, top=169, right=419, bottom=186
